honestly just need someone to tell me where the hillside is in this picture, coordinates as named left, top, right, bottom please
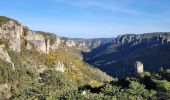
left=83, top=33, right=170, bottom=77
left=0, top=16, right=113, bottom=99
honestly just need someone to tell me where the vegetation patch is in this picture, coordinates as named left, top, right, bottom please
left=0, top=16, right=20, bottom=25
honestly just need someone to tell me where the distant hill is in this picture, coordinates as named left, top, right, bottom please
left=83, top=32, right=170, bottom=77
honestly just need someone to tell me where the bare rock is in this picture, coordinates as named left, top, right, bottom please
left=0, top=21, right=22, bottom=52
left=65, top=40, right=76, bottom=47
left=25, top=31, right=50, bottom=54
left=0, top=83, right=11, bottom=99
left=134, top=61, right=144, bottom=74
left=55, top=61, right=65, bottom=72
left=9, top=37, right=21, bottom=52
left=50, top=36, right=61, bottom=50
left=0, top=84, right=10, bottom=92
left=26, top=42, right=32, bottom=50
left=0, top=45, right=15, bottom=70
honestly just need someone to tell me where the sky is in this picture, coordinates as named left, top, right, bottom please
left=1, top=0, right=170, bottom=38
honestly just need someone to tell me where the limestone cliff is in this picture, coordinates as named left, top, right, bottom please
left=113, top=33, right=170, bottom=46
left=0, top=45, right=14, bottom=70
left=83, top=32, right=170, bottom=77
left=0, top=21, right=22, bottom=52
left=0, top=18, right=109, bottom=54
left=0, top=16, right=113, bottom=87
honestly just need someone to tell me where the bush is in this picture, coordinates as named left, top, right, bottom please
left=0, top=16, right=19, bottom=25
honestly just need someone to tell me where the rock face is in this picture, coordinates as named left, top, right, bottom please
left=73, top=38, right=113, bottom=50
left=83, top=33, right=170, bottom=77
left=0, top=45, right=11, bottom=62
left=65, top=40, right=76, bottom=47
left=50, top=36, right=61, bottom=50
left=113, top=33, right=170, bottom=46
left=0, top=19, right=111, bottom=54
left=134, top=61, right=144, bottom=74
left=0, top=45, right=15, bottom=70
left=25, top=31, right=49, bottom=54
left=0, top=21, right=23, bottom=52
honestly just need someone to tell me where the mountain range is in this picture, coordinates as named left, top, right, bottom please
left=83, top=33, right=170, bottom=77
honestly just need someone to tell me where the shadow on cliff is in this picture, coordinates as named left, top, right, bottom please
left=82, top=41, right=170, bottom=78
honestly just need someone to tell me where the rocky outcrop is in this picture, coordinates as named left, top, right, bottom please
left=50, top=36, right=61, bottom=50
left=113, top=34, right=140, bottom=44
left=25, top=31, right=49, bottom=54
left=26, top=42, right=32, bottom=50
left=0, top=84, right=10, bottom=93
left=54, top=61, right=65, bottom=72
left=113, top=33, right=170, bottom=46
left=65, top=40, right=76, bottom=47
left=50, top=37, right=109, bottom=51
left=0, top=83, right=11, bottom=99
left=134, top=61, right=144, bottom=74
left=0, top=21, right=22, bottom=52
left=0, top=20, right=61, bottom=54
left=0, top=45, right=11, bottom=62
left=0, top=19, right=112, bottom=54
left=74, top=38, right=113, bottom=50
left=0, top=45, right=15, bottom=70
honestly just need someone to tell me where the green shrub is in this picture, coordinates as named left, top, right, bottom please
left=0, top=16, right=19, bottom=25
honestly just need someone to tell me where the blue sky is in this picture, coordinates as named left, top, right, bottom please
left=1, top=0, right=170, bottom=38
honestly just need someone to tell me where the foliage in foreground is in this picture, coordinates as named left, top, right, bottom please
left=0, top=59, right=170, bottom=100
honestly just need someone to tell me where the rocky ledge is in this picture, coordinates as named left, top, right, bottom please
left=113, top=33, right=170, bottom=46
